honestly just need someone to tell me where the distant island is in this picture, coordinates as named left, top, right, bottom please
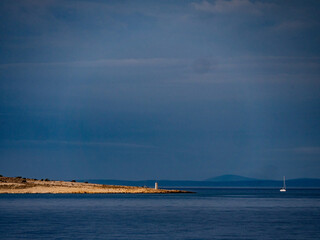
left=78, top=175, right=320, bottom=188
left=0, top=176, right=190, bottom=194
left=205, top=174, right=258, bottom=182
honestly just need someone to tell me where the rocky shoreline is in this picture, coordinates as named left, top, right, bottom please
left=0, top=176, right=191, bottom=194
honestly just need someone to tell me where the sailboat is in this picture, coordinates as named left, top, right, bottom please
left=280, top=176, right=286, bottom=192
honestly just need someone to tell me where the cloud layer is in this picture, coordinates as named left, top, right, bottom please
left=0, top=0, right=320, bottom=180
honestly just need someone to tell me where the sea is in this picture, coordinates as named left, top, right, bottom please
left=0, top=188, right=320, bottom=240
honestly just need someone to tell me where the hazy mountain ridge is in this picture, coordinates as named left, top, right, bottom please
left=206, top=175, right=259, bottom=182
left=78, top=176, right=320, bottom=188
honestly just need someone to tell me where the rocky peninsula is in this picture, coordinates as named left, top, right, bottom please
left=0, top=176, right=190, bottom=194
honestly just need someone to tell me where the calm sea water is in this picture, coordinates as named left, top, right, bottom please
left=0, top=188, right=320, bottom=240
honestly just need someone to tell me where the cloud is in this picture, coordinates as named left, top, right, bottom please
left=273, top=147, right=320, bottom=155
left=0, top=58, right=190, bottom=69
left=220, top=56, right=320, bottom=68
left=4, top=56, right=318, bottom=69
left=192, top=57, right=217, bottom=74
left=193, top=0, right=274, bottom=15
left=272, top=20, right=313, bottom=32
left=3, top=139, right=155, bottom=149
left=293, top=147, right=320, bottom=155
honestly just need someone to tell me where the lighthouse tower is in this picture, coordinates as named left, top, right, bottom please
left=155, top=182, right=158, bottom=190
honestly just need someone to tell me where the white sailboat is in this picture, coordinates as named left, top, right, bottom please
left=280, top=176, right=286, bottom=192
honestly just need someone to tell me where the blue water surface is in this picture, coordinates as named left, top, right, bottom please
left=0, top=188, right=320, bottom=240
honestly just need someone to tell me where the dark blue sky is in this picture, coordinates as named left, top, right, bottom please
left=0, top=0, right=320, bottom=180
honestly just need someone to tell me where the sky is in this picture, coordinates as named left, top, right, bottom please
left=0, top=0, right=320, bottom=180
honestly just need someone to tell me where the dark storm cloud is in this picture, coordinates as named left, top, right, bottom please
left=0, top=0, right=320, bottom=180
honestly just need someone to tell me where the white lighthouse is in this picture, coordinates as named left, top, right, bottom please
left=155, top=182, right=158, bottom=190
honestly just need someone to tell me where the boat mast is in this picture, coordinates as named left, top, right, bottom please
left=283, top=176, right=286, bottom=189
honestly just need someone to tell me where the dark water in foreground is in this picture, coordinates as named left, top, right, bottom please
left=0, top=188, right=320, bottom=240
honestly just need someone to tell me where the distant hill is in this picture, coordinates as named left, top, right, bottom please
left=78, top=177, right=320, bottom=188
left=206, top=175, right=259, bottom=182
